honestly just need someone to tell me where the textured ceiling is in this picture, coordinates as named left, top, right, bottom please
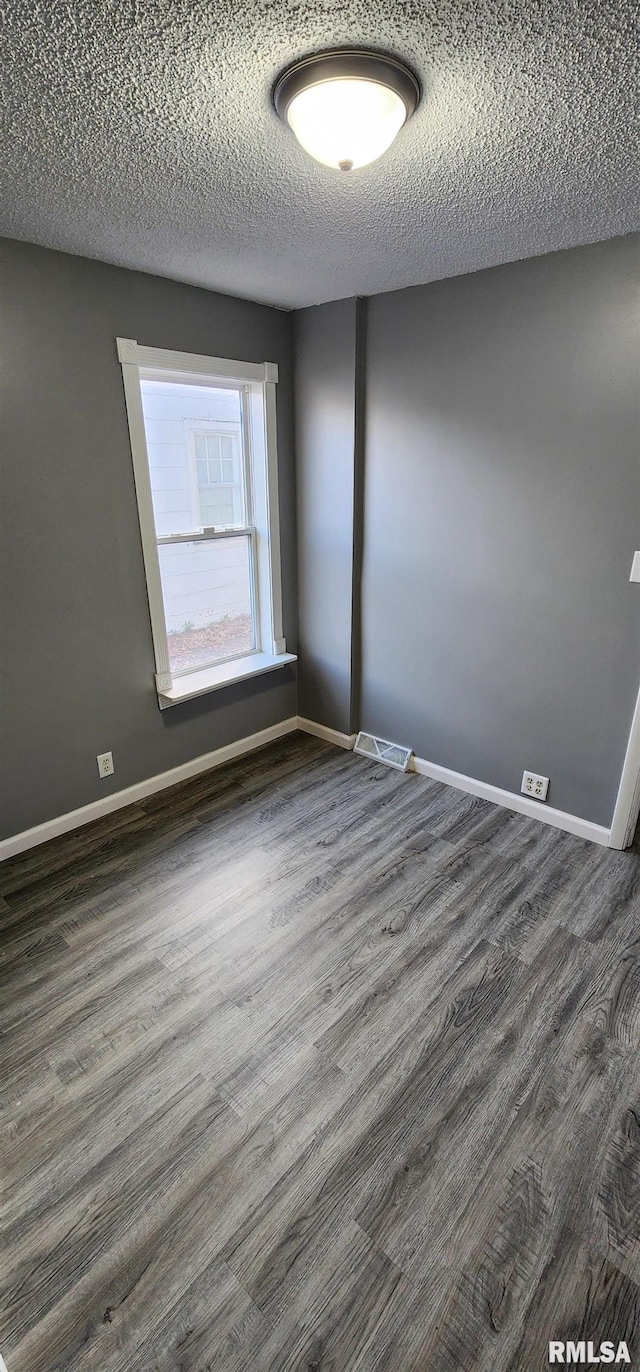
left=2, top=0, right=639, bottom=309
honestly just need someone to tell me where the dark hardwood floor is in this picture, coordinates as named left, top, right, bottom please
left=2, top=732, right=639, bottom=1371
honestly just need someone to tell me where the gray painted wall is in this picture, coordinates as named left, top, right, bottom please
left=361, top=236, right=640, bottom=826
left=293, top=299, right=357, bottom=734
left=3, top=234, right=638, bottom=840
left=0, top=239, right=297, bottom=839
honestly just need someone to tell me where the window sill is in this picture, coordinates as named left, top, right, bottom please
left=157, top=651, right=297, bottom=708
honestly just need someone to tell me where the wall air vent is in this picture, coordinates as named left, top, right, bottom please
left=354, top=731, right=412, bottom=772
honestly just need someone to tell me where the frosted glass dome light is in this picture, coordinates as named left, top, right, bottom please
left=273, top=50, right=420, bottom=172
left=286, top=79, right=406, bottom=171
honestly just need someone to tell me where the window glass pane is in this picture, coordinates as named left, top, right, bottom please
left=140, top=379, right=244, bottom=536
left=193, top=435, right=244, bottom=526
left=159, top=535, right=255, bottom=674
left=200, top=486, right=235, bottom=526
left=220, top=435, right=234, bottom=462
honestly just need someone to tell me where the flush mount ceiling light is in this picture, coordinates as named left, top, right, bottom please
left=273, top=49, right=420, bottom=172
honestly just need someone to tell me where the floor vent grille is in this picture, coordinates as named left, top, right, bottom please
left=354, top=731, right=413, bottom=772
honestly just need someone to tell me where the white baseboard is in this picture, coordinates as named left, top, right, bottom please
left=410, top=754, right=611, bottom=847
left=0, top=713, right=611, bottom=861
left=296, top=716, right=356, bottom=750
left=0, top=718, right=299, bottom=861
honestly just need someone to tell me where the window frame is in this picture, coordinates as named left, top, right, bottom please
left=117, top=338, right=295, bottom=707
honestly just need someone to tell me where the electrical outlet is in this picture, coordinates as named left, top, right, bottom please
left=97, top=751, right=114, bottom=779
left=521, top=770, right=549, bottom=802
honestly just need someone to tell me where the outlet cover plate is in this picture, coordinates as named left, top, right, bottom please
left=97, top=751, right=114, bottom=778
left=521, top=770, right=549, bottom=802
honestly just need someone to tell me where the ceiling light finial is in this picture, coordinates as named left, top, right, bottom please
left=273, top=48, right=420, bottom=171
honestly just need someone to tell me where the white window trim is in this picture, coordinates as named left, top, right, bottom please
left=117, top=338, right=295, bottom=707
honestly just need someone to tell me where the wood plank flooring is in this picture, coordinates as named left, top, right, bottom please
left=1, top=731, right=639, bottom=1371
